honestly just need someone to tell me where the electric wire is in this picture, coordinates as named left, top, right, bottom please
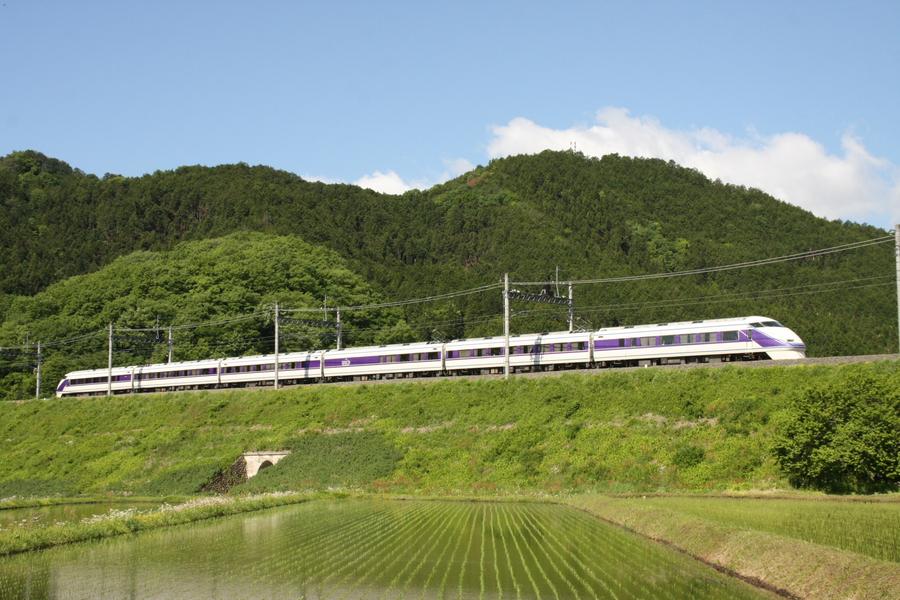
left=512, top=235, right=893, bottom=286
left=3, top=235, right=894, bottom=353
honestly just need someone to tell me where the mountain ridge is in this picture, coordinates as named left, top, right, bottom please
left=0, top=149, right=895, bottom=400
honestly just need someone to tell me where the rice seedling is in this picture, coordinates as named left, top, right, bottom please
left=632, top=496, right=899, bottom=562
left=0, top=499, right=776, bottom=599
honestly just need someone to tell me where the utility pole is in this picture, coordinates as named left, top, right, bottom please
left=167, top=326, right=173, bottom=364
left=895, top=224, right=899, bottom=354
left=555, top=265, right=560, bottom=297
left=503, top=273, right=510, bottom=379
left=336, top=308, right=342, bottom=350
left=34, top=341, right=41, bottom=400
left=107, top=322, right=113, bottom=397
left=567, top=282, right=574, bottom=332
left=274, top=303, right=280, bottom=390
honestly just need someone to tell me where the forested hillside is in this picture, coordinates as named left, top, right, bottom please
left=0, top=149, right=896, bottom=398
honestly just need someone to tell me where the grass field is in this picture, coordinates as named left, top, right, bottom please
left=629, top=495, right=900, bottom=562
left=568, top=494, right=900, bottom=600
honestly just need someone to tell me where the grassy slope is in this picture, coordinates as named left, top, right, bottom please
left=567, top=495, right=899, bottom=600
left=626, top=495, right=900, bottom=562
left=1, top=360, right=897, bottom=498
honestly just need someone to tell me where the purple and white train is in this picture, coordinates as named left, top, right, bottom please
left=55, top=315, right=806, bottom=397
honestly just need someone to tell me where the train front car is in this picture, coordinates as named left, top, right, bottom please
left=746, top=316, right=806, bottom=359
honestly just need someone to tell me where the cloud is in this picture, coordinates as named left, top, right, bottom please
left=488, top=108, right=899, bottom=226
left=353, top=157, right=476, bottom=195
left=354, top=170, right=415, bottom=195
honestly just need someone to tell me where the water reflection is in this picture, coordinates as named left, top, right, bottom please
left=0, top=500, right=773, bottom=599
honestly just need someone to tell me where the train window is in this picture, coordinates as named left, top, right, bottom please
left=555, top=343, right=564, bottom=352
left=618, top=339, right=626, bottom=347
left=542, top=344, right=551, bottom=353
left=400, top=354, right=410, bottom=362
left=724, top=331, right=739, bottom=341
left=641, top=336, right=654, bottom=346
left=490, top=347, right=502, bottom=356
left=762, top=321, right=781, bottom=327
left=661, top=335, right=675, bottom=345
left=630, top=338, right=639, bottom=347
left=577, top=341, right=587, bottom=350
left=703, top=333, right=712, bottom=342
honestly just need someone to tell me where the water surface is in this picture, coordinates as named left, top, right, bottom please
left=0, top=499, right=773, bottom=599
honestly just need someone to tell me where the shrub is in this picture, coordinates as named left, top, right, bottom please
left=772, top=375, right=899, bottom=494
left=672, top=445, right=705, bottom=469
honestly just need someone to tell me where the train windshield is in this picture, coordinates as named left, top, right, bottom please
left=761, top=321, right=782, bottom=327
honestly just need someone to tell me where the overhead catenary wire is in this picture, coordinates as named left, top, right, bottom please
left=279, top=282, right=502, bottom=314
left=1, top=235, right=893, bottom=352
left=512, top=235, right=894, bottom=286
left=512, top=280, right=894, bottom=321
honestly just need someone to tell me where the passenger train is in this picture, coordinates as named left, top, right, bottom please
left=55, top=316, right=806, bottom=397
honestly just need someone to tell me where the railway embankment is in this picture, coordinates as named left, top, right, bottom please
left=1, top=359, right=897, bottom=497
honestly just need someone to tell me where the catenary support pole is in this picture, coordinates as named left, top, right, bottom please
left=504, top=273, right=510, bottom=379
left=895, top=224, right=899, bottom=354
left=568, top=282, right=574, bottom=332
left=35, top=341, right=41, bottom=399
left=274, top=303, right=280, bottom=390
left=107, top=322, right=113, bottom=397
left=336, top=308, right=342, bottom=350
left=167, top=326, right=173, bottom=363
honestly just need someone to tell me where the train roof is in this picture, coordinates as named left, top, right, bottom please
left=596, top=315, right=770, bottom=335
left=62, top=316, right=777, bottom=379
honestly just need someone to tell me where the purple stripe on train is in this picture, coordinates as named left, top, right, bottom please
left=750, top=330, right=789, bottom=348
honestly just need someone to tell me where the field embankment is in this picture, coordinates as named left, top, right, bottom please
left=567, top=494, right=900, bottom=600
left=1, top=360, right=897, bottom=497
left=0, top=492, right=313, bottom=556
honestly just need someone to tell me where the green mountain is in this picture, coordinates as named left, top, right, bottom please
left=0, top=149, right=896, bottom=399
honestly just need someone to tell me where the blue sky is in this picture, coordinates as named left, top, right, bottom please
left=1, top=1, right=898, bottom=227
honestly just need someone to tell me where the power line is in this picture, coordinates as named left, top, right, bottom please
left=280, top=282, right=501, bottom=314
left=513, top=235, right=893, bottom=286
left=510, top=274, right=895, bottom=320
left=2, top=236, right=893, bottom=352
left=561, top=281, right=894, bottom=319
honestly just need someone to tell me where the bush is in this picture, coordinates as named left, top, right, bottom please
left=672, top=445, right=705, bottom=469
left=772, top=375, right=899, bottom=493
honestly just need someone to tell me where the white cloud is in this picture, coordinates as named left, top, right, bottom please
left=354, top=170, right=415, bottom=195
left=488, top=108, right=899, bottom=226
left=443, top=157, right=475, bottom=178
left=353, top=157, right=476, bottom=195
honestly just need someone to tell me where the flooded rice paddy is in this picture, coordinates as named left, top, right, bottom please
left=0, top=499, right=772, bottom=599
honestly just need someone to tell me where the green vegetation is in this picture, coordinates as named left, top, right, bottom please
left=0, top=499, right=774, bottom=598
left=1, top=151, right=896, bottom=401
left=239, top=431, right=402, bottom=492
left=568, top=494, right=900, bottom=600
left=621, top=495, right=900, bottom=563
left=0, top=232, right=406, bottom=401
left=773, top=373, right=899, bottom=493
left=1, top=361, right=897, bottom=497
left=0, top=492, right=312, bottom=557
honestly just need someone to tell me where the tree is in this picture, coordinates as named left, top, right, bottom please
left=772, top=374, right=899, bottom=493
